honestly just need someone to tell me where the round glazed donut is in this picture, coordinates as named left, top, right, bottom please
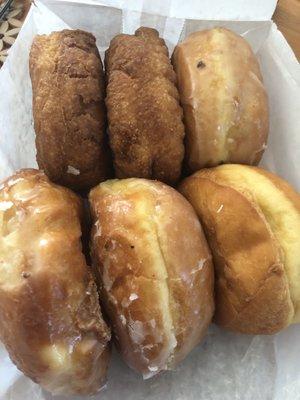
left=0, top=170, right=111, bottom=395
left=89, top=178, right=214, bottom=377
left=180, top=164, right=300, bottom=334
left=172, top=27, right=269, bottom=172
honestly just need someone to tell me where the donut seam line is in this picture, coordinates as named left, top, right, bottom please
left=152, top=205, right=177, bottom=370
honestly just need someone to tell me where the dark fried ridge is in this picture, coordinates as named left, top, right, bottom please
left=29, top=30, right=111, bottom=192
left=105, top=27, right=185, bottom=185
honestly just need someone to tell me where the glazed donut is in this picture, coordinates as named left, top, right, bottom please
left=180, top=164, right=300, bottom=334
left=0, top=169, right=111, bottom=395
left=172, top=27, right=269, bottom=171
left=89, top=178, right=214, bottom=377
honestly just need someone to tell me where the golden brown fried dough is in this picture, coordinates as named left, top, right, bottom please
left=0, top=169, right=111, bottom=395
left=89, top=178, right=214, bottom=377
left=30, top=30, right=111, bottom=191
left=179, top=165, right=300, bottom=334
left=105, top=27, right=185, bottom=185
left=172, top=28, right=269, bottom=171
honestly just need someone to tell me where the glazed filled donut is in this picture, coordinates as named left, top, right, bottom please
left=30, top=30, right=111, bottom=191
left=179, top=164, right=300, bottom=334
left=172, top=27, right=269, bottom=172
left=0, top=169, right=111, bottom=395
left=89, top=178, right=214, bottom=377
left=105, top=27, right=185, bottom=185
